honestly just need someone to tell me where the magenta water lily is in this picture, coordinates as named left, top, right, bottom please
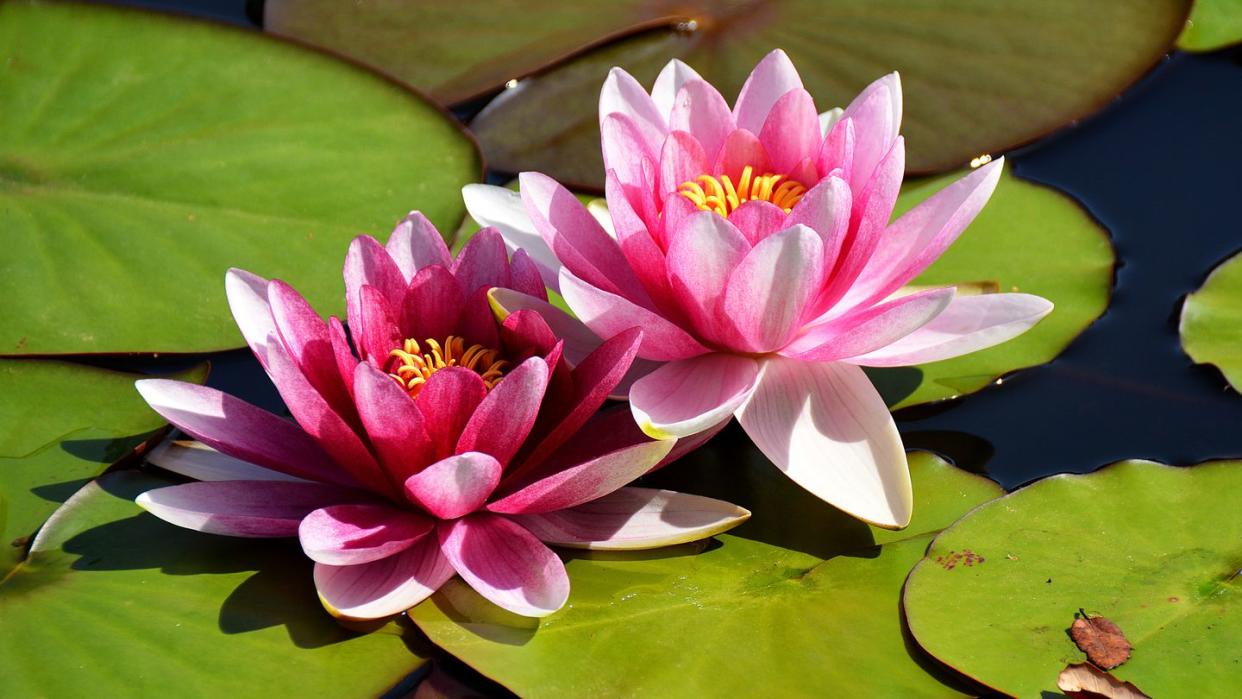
left=133, top=215, right=749, bottom=619
left=465, top=50, right=1053, bottom=528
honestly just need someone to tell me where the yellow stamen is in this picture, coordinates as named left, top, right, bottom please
left=677, top=166, right=807, bottom=216
left=385, top=336, right=508, bottom=398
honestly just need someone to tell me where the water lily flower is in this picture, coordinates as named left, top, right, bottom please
left=133, top=214, right=749, bottom=620
left=464, top=50, right=1053, bottom=529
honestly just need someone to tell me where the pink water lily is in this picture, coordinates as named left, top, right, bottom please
left=134, top=214, right=749, bottom=619
left=464, top=50, right=1053, bottom=529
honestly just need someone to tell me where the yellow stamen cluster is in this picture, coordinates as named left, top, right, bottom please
left=677, top=165, right=807, bottom=216
left=386, top=336, right=508, bottom=398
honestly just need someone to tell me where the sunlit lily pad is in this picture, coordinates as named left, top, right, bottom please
left=1178, top=0, right=1242, bottom=51
left=903, top=460, right=1242, bottom=697
left=0, top=0, right=479, bottom=355
left=269, top=0, right=1187, bottom=188
left=0, top=470, right=427, bottom=696
left=0, top=359, right=206, bottom=576
left=410, top=447, right=1001, bottom=696
left=1179, top=251, right=1242, bottom=392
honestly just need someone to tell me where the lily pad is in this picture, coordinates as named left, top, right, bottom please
left=0, top=359, right=206, bottom=576
left=1179, top=250, right=1242, bottom=392
left=1178, top=0, right=1242, bottom=51
left=0, top=0, right=479, bottom=355
left=902, top=460, right=1242, bottom=698
left=880, top=169, right=1115, bottom=409
left=268, top=0, right=1188, bottom=188
left=0, top=470, right=427, bottom=697
left=410, top=447, right=1002, bottom=696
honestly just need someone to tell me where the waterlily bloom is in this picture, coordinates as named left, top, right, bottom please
left=464, top=50, right=1053, bottom=529
left=133, top=214, right=749, bottom=619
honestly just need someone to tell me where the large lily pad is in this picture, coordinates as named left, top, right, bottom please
left=0, top=359, right=206, bottom=576
left=903, top=460, right=1242, bottom=698
left=0, top=470, right=427, bottom=696
left=1178, top=0, right=1242, bottom=51
left=1179, top=250, right=1242, bottom=392
left=0, top=0, right=479, bottom=355
left=410, top=447, right=1002, bottom=696
left=880, top=168, right=1115, bottom=409
left=269, top=0, right=1188, bottom=188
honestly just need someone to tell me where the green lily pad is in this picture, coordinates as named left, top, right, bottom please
left=1178, top=0, right=1242, bottom=51
left=0, top=359, right=206, bottom=576
left=0, top=0, right=479, bottom=355
left=903, top=459, right=1242, bottom=698
left=879, top=168, right=1115, bottom=409
left=410, top=449, right=1002, bottom=696
left=0, top=470, right=428, bottom=696
left=268, top=0, right=1188, bottom=188
left=1179, top=251, right=1242, bottom=392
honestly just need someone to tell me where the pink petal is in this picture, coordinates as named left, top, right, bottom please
left=458, top=287, right=501, bottom=349
left=404, top=452, right=502, bottom=520
left=758, top=88, right=821, bottom=174
left=462, top=184, right=561, bottom=292
left=839, top=72, right=903, bottom=191
left=136, top=480, right=353, bottom=537
left=735, top=358, right=913, bottom=528
left=134, top=379, right=347, bottom=485
left=267, top=280, right=353, bottom=421
left=399, top=265, right=464, bottom=343
left=722, top=225, right=824, bottom=352
left=146, top=440, right=306, bottom=483
left=734, top=49, right=804, bottom=134
left=669, top=79, right=736, bottom=164
left=816, top=116, right=855, bottom=182
left=511, top=487, right=750, bottom=550
left=344, top=235, right=406, bottom=341
left=728, top=200, right=787, bottom=246
left=357, top=285, right=401, bottom=364
left=783, top=287, right=956, bottom=362
left=838, top=159, right=1005, bottom=311
left=353, top=362, right=435, bottom=484
left=601, top=112, right=657, bottom=193
left=225, top=268, right=277, bottom=369
left=599, top=67, right=667, bottom=157
left=452, top=227, right=511, bottom=296
left=386, top=211, right=452, bottom=283
left=604, top=170, right=675, bottom=308
left=314, top=536, right=455, bottom=620
left=848, top=293, right=1054, bottom=367
left=713, top=128, right=770, bottom=183
left=629, top=353, right=760, bottom=439
left=520, top=171, right=649, bottom=303
left=456, top=357, right=549, bottom=466
left=657, top=130, right=708, bottom=200
left=666, top=211, right=750, bottom=341
left=299, top=503, right=433, bottom=565
left=658, top=190, right=698, bottom=249
left=508, top=248, right=549, bottom=300
left=488, top=287, right=601, bottom=366
left=651, top=58, right=703, bottom=122
left=328, top=317, right=357, bottom=396
left=785, top=175, right=850, bottom=264
left=437, top=514, right=569, bottom=617
left=415, top=367, right=489, bottom=462
left=559, top=269, right=709, bottom=361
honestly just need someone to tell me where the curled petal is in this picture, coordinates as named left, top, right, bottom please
left=438, top=514, right=570, bottom=617
left=629, top=354, right=760, bottom=440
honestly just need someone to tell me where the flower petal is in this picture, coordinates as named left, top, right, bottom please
left=630, top=353, right=760, bottom=439
left=848, top=293, right=1054, bottom=367
left=713, top=128, right=771, bottom=183
left=511, top=487, right=750, bottom=550
left=727, top=200, right=787, bottom=246
left=314, top=536, right=455, bottom=620
left=399, top=264, right=464, bottom=343
left=488, top=287, right=601, bottom=365
left=357, top=284, right=401, bottom=364
left=299, top=503, right=433, bottom=565
left=839, top=72, right=902, bottom=190
left=404, top=451, right=503, bottom=520
left=599, top=66, right=666, bottom=156
left=344, top=235, right=406, bottom=342
left=759, top=88, right=820, bottom=174
left=559, top=268, right=709, bottom=361
left=268, top=279, right=353, bottom=420
left=669, top=79, right=735, bottom=163
left=735, top=358, right=913, bottom=528
left=666, top=210, right=750, bottom=340
left=722, top=224, right=824, bottom=352
left=508, top=248, right=549, bottom=300
left=437, top=513, right=569, bottom=617
left=134, top=379, right=347, bottom=485
left=656, top=129, right=708, bottom=200
left=456, top=357, right=548, bottom=466
left=146, top=439, right=306, bottom=483
left=818, top=107, right=843, bottom=137
left=785, top=175, right=851, bottom=263
left=604, top=170, right=675, bottom=307
left=453, top=227, right=511, bottom=296
left=386, top=211, right=452, bottom=282
left=734, top=49, right=804, bottom=134
left=415, top=367, right=489, bottom=462
left=462, top=183, right=561, bottom=292
left=225, top=268, right=277, bottom=369
left=353, top=362, right=435, bottom=484
left=601, top=112, right=657, bottom=194
left=651, top=58, right=703, bottom=122
left=136, top=480, right=352, bottom=537
left=783, top=287, right=956, bottom=362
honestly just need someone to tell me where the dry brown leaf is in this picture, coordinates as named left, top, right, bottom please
left=1057, top=663, right=1151, bottom=699
left=1069, top=612, right=1132, bottom=669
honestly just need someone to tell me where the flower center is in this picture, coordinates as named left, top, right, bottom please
left=677, top=165, right=807, bottom=216
left=386, top=336, right=508, bottom=398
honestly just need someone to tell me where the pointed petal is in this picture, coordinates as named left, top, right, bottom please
left=512, top=487, right=750, bottom=550
left=415, top=367, right=489, bottom=462
left=344, top=235, right=406, bottom=341
left=722, top=225, right=824, bottom=352
left=651, top=58, right=703, bottom=122
left=299, top=503, right=433, bottom=565
left=134, top=379, right=346, bottom=485
left=656, top=130, right=708, bottom=200
left=489, top=288, right=602, bottom=365
left=508, top=248, right=549, bottom=300
left=600, top=112, right=657, bottom=193
left=314, top=536, right=455, bottom=620
left=438, top=514, right=569, bottom=617
left=630, top=353, right=759, bottom=439
left=839, top=72, right=903, bottom=190
left=735, top=358, right=912, bottom=528
left=146, top=440, right=306, bottom=483
left=734, top=49, right=804, bottom=134
left=849, top=293, right=1054, bottom=367
left=225, top=268, right=277, bottom=369
left=386, top=211, right=452, bottom=282
left=458, top=286, right=501, bottom=349
left=399, top=264, right=464, bottom=341
left=357, top=285, right=402, bottom=364
left=456, top=357, right=548, bottom=466
left=759, top=88, right=820, bottom=174
left=666, top=210, right=750, bottom=339
left=713, top=128, right=770, bottom=183
left=669, top=79, right=735, bottom=162
left=604, top=170, right=675, bottom=307
left=353, top=362, right=435, bottom=483
left=816, top=115, right=855, bottom=182
left=785, top=175, right=850, bottom=264
left=137, top=480, right=351, bottom=537
left=462, top=183, right=561, bottom=292
left=599, top=67, right=666, bottom=156
left=727, top=200, right=787, bottom=246
left=559, top=268, right=709, bottom=361
left=268, top=280, right=353, bottom=419
left=784, top=287, right=955, bottom=362
left=453, top=227, right=511, bottom=296
left=404, top=452, right=502, bottom=520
